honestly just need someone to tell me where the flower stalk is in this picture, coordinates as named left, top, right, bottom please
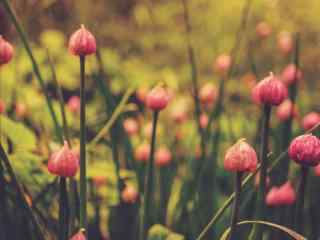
left=229, top=172, right=243, bottom=240
left=79, top=55, right=87, bottom=230
left=294, top=166, right=309, bottom=233
left=140, top=110, right=159, bottom=240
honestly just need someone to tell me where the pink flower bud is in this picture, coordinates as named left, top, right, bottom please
left=121, top=185, right=139, bottom=204
left=289, top=134, right=320, bottom=167
left=214, top=54, right=231, bottom=75
left=155, top=146, right=172, bottom=167
left=314, top=164, right=320, bottom=177
left=266, top=182, right=296, bottom=206
left=0, top=99, right=6, bottom=114
left=276, top=100, right=296, bottom=122
left=136, top=87, right=148, bottom=104
left=256, top=21, right=272, bottom=39
left=224, top=139, right=258, bottom=173
left=145, top=86, right=170, bottom=111
left=281, top=64, right=302, bottom=86
left=256, top=73, right=288, bottom=106
left=123, top=118, right=139, bottom=136
left=15, top=102, right=27, bottom=119
left=68, top=25, right=96, bottom=56
left=67, top=96, right=80, bottom=114
left=251, top=82, right=263, bottom=105
left=0, top=36, right=14, bottom=65
left=48, top=141, right=79, bottom=177
left=278, top=32, right=293, bottom=55
left=302, top=112, right=320, bottom=131
left=70, top=230, right=86, bottom=240
left=134, top=143, right=150, bottom=162
left=92, top=176, right=107, bottom=188
left=199, top=83, right=218, bottom=107
left=199, top=113, right=209, bottom=129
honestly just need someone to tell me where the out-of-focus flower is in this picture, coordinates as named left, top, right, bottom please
left=70, top=229, right=86, bottom=240
left=278, top=32, right=293, bottom=55
left=15, top=102, right=27, bottom=119
left=276, top=100, right=297, bottom=122
left=0, top=36, right=14, bottom=65
left=67, top=96, right=80, bottom=114
left=123, top=118, right=139, bottom=136
left=302, top=112, right=320, bottom=131
left=134, top=143, right=150, bottom=162
left=199, top=83, right=218, bottom=107
left=266, top=182, right=296, bottom=206
left=281, top=64, right=302, bottom=86
left=121, top=185, right=139, bottom=204
left=155, top=146, right=172, bottom=167
left=256, top=21, right=272, bottom=39
left=0, top=99, right=6, bottom=114
left=199, top=113, right=209, bottom=129
left=214, top=54, right=231, bottom=75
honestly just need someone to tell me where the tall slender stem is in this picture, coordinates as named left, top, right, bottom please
left=294, top=166, right=309, bottom=234
left=229, top=172, right=243, bottom=240
left=252, top=104, right=271, bottom=240
left=59, top=177, right=69, bottom=240
left=139, top=110, right=159, bottom=240
left=79, top=55, right=87, bottom=230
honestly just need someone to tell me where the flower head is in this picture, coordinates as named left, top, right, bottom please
left=199, top=83, right=217, bottom=107
left=276, top=99, right=296, bottom=122
left=224, top=139, right=258, bottom=172
left=70, top=229, right=86, bottom=240
left=0, top=99, right=6, bottom=114
left=302, top=112, right=320, bottom=131
left=266, top=182, right=296, bottom=206
left=134, top=143, right=150, bottom=162
left=289, top=134, right=320, bottom=167
left=0, top=36, right=14, bottom=65
left=145, top=86, right=170, bottom=111
left=67, top=96, right=80, bottom=114
left=123, top=118, right=139, bottom=136
left=278, top=32, right=293, bottom=55
left=68, top=25, right=96, bottom=56
left=256, top=21, right=272, bottom=39
left=48, top=141, right=79, bottom=177
left=121, top=185, right=139, bottom=204
left=155, top=146, right=172, bottom=167
left=214, top=54, right=231, bottom=75
left=255, top=73, right=288, bottom=106
left=281, top=64, right=302, bottom=86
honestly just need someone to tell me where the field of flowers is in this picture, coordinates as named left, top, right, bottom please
left=0, top=0, right=320, bottom=240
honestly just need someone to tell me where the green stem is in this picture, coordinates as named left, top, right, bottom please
left=1, top=0, right=63, bottom=142
left=229, top=172, right=243, bottom=240
left=294, top=166, right=309, bottom=234
left=59, top=177, right=69, bottom=240
left=139, top=110, right=159, bottom=240
left=79, top=55, right=87, bottom=230
left=252, top=104, right=271, bottom=240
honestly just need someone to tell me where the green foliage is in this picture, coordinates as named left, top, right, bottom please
left=148, top=224, right=184, bottom=240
